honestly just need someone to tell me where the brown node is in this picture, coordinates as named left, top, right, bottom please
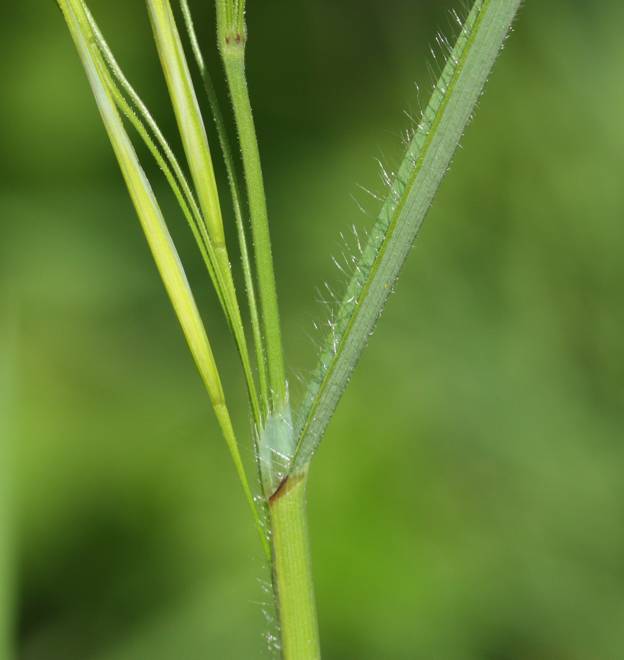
left=269, top=473, right=305, bottom=505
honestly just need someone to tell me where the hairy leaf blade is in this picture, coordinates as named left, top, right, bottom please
left=292, top=0, right=522, bottom=473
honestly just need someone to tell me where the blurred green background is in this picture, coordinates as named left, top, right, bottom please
left=2, top=0, right=623, bottom=658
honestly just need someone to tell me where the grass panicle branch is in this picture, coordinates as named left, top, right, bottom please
left=84, top=4, right=262, bottom=426
left=56, top=0, right=268, bottom=556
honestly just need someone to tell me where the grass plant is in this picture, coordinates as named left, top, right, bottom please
left=54, top=0, right=522, bottom=656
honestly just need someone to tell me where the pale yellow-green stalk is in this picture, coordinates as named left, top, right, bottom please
left=146, top=0, right=225, bottom=252
left=56, top=0, right=266, bottom=552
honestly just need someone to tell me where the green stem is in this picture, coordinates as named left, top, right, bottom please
left=269, top=473, right=320, bottom=659
left=145, top=0, right=262, bottom=424
left=178, top=0, right=269, bottom=413
left=217, top=8, right=286, bottom=410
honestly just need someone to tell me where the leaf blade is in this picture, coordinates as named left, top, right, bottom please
left=292, top=0, right=522, bottom=474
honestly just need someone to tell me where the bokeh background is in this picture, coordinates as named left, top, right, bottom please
left=1, top=0, right=623, bottom=658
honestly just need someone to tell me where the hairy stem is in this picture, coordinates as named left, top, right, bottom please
left=270, top=473, right=320, bottom=660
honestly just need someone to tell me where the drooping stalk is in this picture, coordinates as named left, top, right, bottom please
left=269, top=473, right=320, bottom=660
left=216, top=0, right=287, bottom=412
